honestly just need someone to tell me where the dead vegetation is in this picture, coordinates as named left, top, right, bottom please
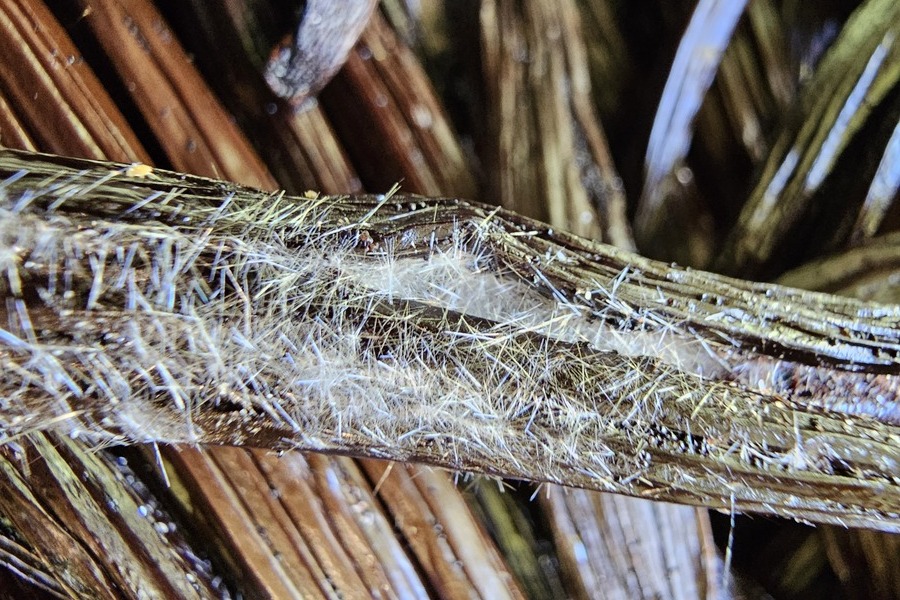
left=1, top=1, right=899, bottom=598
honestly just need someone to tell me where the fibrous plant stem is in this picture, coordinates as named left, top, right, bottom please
left=1, top=149, right=899, bottom=532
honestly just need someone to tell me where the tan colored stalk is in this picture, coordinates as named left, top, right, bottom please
left=2, top=150, right=899, bottom=534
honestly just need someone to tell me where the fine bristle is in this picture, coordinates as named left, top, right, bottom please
left=1, top=153, right=899, bottom=531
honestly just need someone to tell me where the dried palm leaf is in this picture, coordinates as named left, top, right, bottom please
left=0, top=0, right=147, bottom=162
left=480, top=0, right=632, bottom=246
left=718, top=0, right=900, bottom=277
left=149, top=0, right=362, bottom=194
left=3, top=1, right=900, bottom=598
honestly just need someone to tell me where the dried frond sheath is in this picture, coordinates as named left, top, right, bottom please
left=480, top=0, right=632, bottom=246
left=718, top=0, right=900, bottom=277
left=146, top=0, right=362, bottom=194
left=75, top=0, right=276, bottom=190
left=0, top=0, right=148, bottom=163
left=2, top=150, right=900, bottom=532
left=638, top=0, right=748, bottom=222
left=541, top=490, right=721, bottom=600
left=321, top=10, right=477, bottom=198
